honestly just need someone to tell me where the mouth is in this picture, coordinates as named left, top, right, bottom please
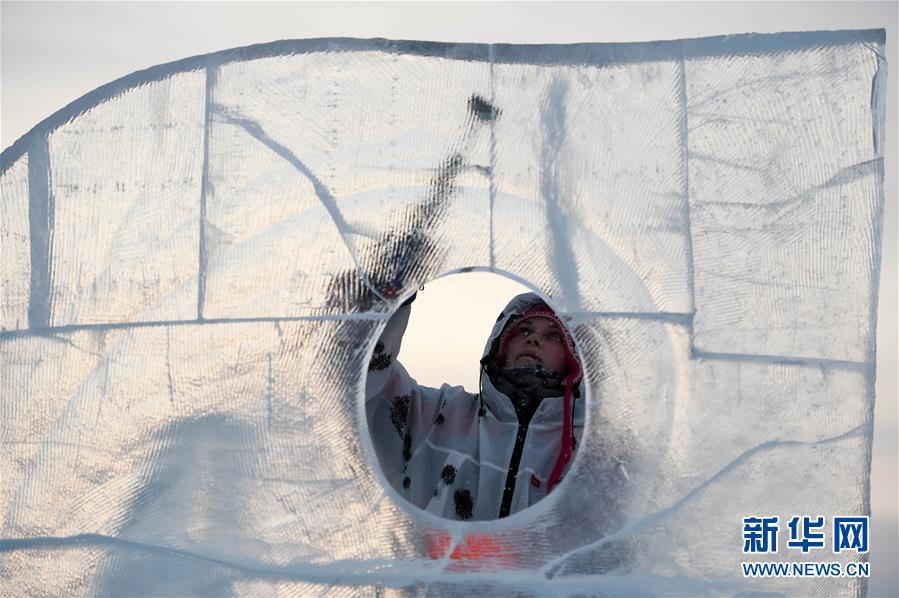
left=515, top=352, right=541, bottom=364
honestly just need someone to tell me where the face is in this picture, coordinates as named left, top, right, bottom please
left=504, top=317, right=567, bottom=374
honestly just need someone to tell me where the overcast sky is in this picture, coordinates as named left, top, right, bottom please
left=2, top=2, right=896, bottom=594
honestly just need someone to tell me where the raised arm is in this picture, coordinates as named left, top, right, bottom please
left=365, top=294, right=449, bottom=484
left=365, top=294, right=415, bottom=400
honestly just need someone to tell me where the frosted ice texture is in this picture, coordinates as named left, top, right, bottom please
left=0, top=32, right=886, bottom=596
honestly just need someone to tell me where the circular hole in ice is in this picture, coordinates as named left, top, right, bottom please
left=364, top=270, right=591, bottom=523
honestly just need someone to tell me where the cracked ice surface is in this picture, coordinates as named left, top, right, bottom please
left=0, top=32, right=886, bottom=596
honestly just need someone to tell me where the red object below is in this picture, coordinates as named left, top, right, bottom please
left=425, top=531, right=516, bottom=569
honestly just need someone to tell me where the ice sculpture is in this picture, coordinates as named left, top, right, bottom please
left=1, top=31, right=886, bottom=595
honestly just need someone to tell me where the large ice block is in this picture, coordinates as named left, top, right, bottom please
left=0, top=31, right=886, bottom=596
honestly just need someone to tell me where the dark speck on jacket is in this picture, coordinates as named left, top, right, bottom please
left=441, top=464, right=456, bottom=485
left=390, top=394, right=411, bottom=436
left=402, top=431, right=412, bottom=462
left=454, top=489, right=473, bottom=520
left=368, top=342, right=392, bottom=371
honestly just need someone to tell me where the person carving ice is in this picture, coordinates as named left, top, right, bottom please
left=366, top=292, right=584, bottom=521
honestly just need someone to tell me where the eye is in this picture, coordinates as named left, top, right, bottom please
left=547, top=331, right=563, bottom=342
left=517, top=326, right=532, bottom=336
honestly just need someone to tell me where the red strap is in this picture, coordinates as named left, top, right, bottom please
left=546, top=376, right=575, bottom=492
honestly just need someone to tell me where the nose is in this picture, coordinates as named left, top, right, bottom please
left=526, top=336, right=541, bottom=347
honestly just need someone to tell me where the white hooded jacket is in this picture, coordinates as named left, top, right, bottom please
left=366, top=292, right=585, bottom=521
